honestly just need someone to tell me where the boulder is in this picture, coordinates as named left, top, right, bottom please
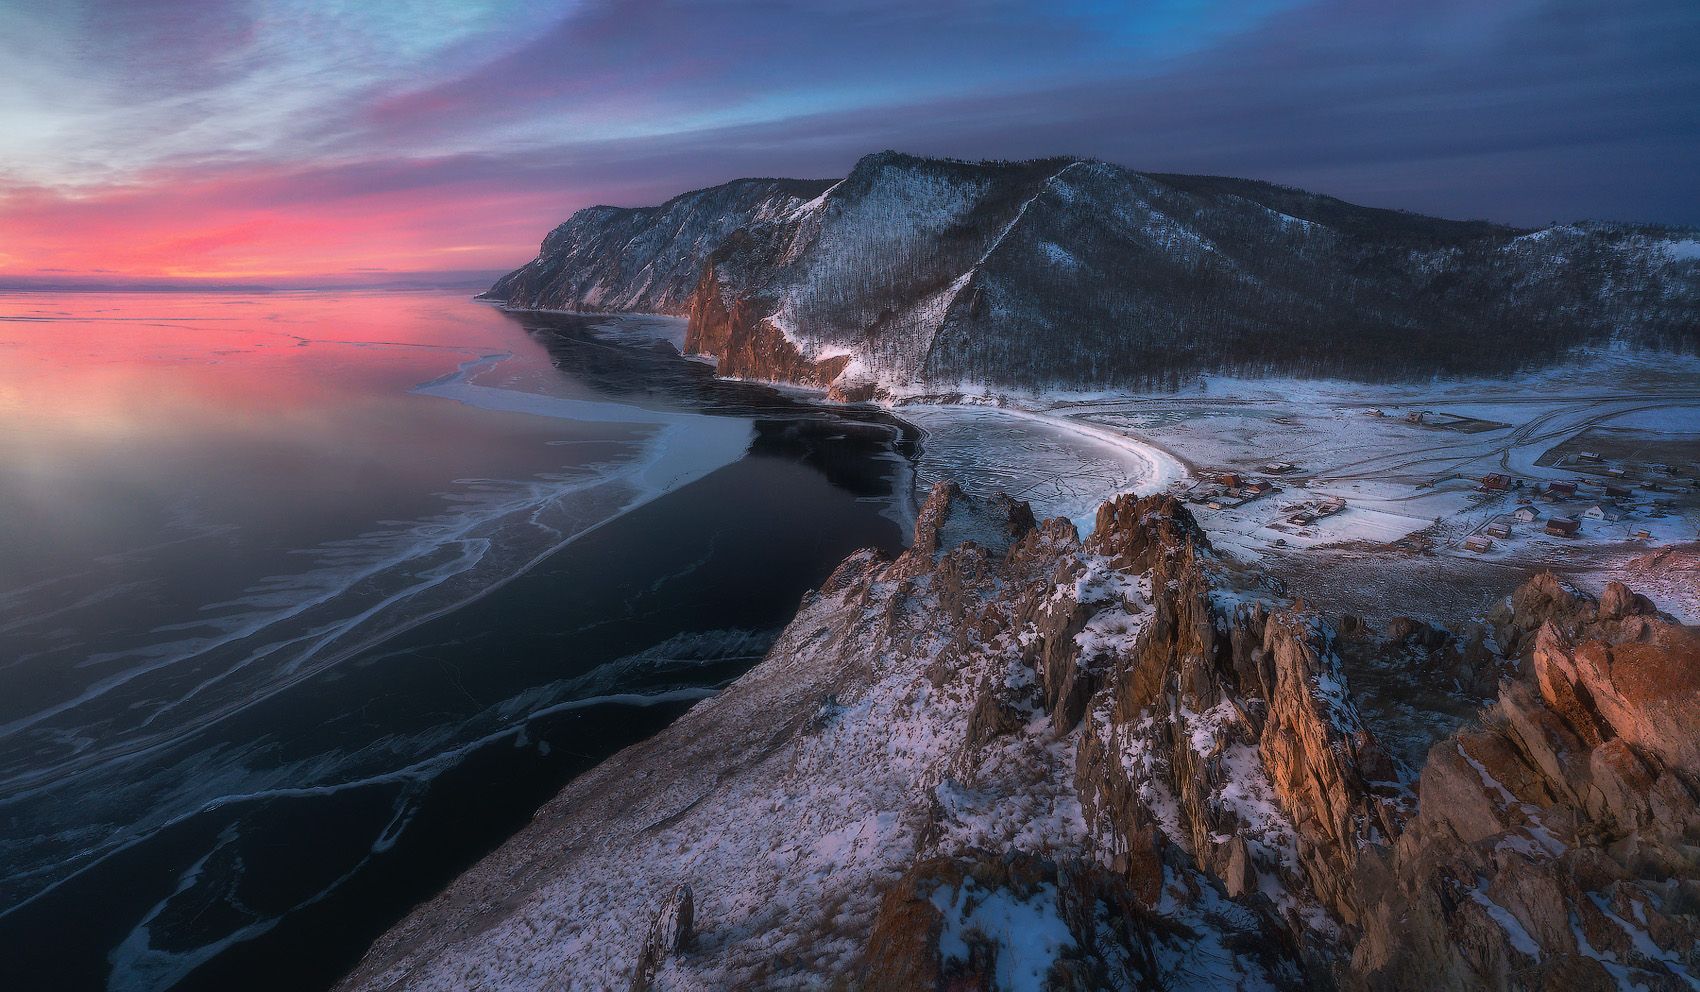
left=629, top=883, right=695, bottom=992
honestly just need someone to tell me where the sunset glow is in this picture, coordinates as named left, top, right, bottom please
left=3, top=0, right=1697, bottom=286
left=4, top=3, right=1700, bottom=990
left=1, top=163, right=570, bottom=282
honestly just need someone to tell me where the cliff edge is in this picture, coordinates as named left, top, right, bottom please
left=337, top=486, right=1700, bottom=991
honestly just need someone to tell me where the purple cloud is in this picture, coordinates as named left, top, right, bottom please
left=2, top=0, right=1695, bottom=282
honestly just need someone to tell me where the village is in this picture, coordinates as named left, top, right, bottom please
left=1182, top=463, right=1347, bottom=530
left=1006, top=354, right=1700, bottom=622
left=892, top=353, right=1699, bottom=622
left=1173, top=422, right=1698, bottom=559
left=1462, top=452, right=1694, bottom=545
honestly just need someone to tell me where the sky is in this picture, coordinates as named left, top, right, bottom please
left=2, top=0, right=1697, bottom=286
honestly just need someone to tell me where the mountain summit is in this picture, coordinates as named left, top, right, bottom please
left=486, top=152, right=1700, bottom=394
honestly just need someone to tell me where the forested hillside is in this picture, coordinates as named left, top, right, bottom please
left=485, top=152, right=1700, bottom=391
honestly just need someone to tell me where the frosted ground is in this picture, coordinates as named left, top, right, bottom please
left=989, top=351, right=1700, bottom=623
left=339, top=318, right=1698, bottom=992
left=338, top=525, right=1295, bottom=992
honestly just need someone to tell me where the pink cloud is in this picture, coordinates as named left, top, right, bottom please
left=0, top=161, right=578, bottom=283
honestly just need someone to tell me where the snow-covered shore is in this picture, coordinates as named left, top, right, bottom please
left=496, top=310, right=1192, bottom=532
left=897, top=402, right=1187, bottom=535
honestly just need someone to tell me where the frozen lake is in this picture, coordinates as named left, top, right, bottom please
left=0, top=293, right=911, bottom=991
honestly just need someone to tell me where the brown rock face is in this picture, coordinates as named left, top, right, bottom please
left=1537, top=621, right=1700, bottom=774
left=1348, top=581, right=1700, bottom=992
left=1073, top=494, right=1404, bottom=946
left=1083, top=493, right=1209, bottom=572
left=684, top=245, right=850, bottom=388
left=858, top=487, right=1364, bottom=984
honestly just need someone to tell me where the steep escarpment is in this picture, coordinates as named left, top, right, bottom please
left=336, top=485, right=1700, bottom=991
left=481, top=177, right=833, bottom=313
left=487, top=151, right=1700, bottom=392
left=682, top=233, right=851, bottom=389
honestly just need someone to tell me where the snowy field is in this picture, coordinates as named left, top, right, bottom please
left=576, top=317, right=1695, bottom=623
left=548, top=320, right=1697, bottom=623
left=895, top=351, right=1700, bottom=622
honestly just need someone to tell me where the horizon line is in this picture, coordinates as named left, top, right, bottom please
left=0, top=271, right=510, bottom=294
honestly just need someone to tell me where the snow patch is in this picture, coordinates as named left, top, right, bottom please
left=1467, top=882, right=1542, bottom=959
left=930, top=880, right=1076, bottom=991
left=1663, top=239, right=1700, bottom=262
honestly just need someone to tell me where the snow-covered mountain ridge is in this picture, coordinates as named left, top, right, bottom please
left=338, top=485, right=1700, bottom=991
left=484, top=152, right=1700, bottom=394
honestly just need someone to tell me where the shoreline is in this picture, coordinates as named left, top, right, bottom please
left=929, top=400, right=1191, bottom=492
left=342, top=309, right=1698, bottom=991
left=0, top=296, right=923, bottom=992
left=329, top=313, right=1205, bottom=989
left=483, top=302, right=1194, bottom=504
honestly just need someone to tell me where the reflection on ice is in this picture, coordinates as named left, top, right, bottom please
left=0, top=294, right=906, bottom=991
left=1, top=386, right=747, bottom=792
left=0, top=297, right=752, bottom=917
left=1, top=369, right=753, bottom=902
left=413, top=350, right=753, bottom=497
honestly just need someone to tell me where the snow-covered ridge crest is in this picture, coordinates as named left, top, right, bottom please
left=485, top=151, right=1700, bottom=395
left=481, top=176, right=836, bottom=316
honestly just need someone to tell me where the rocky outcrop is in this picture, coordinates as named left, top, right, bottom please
left=337, top=488, right=1699, bottom=992
left=865, top=503, right=1700, bottom=992
left=488, top=151, right=1700, bottom=394
left=1071, top=495, right=1404, bottom=953
left=683, top=241, right=851, bottom=388
left=630, top=885, right=694, bottom=992
left=858, top=853, right=1170, bottom=992
left=1349, top=582, right=1700, bottom=992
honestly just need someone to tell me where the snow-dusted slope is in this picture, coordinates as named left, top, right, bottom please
left=337, top=487, right=1327, bottom=991
left=486, top=152, right=1700, bottom=393
left=482, top=177, right=834, bottom=314
left=338, top=488, right=1700, bottom=992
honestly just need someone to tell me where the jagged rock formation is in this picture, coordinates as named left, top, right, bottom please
left=336, top=488, right=1699, bottom=992
left=485, top=151, right=1700, bottom=393
left=1351, top=580, right=1700, bottom=991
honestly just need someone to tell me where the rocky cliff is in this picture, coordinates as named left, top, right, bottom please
left=485, top=152, right=1700, bottom=394
left=482, top=177, right=834, bottom=314
left=336, top=486, right=1700, bottom=992
left=1351, top=576, right=1700, bottom=991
